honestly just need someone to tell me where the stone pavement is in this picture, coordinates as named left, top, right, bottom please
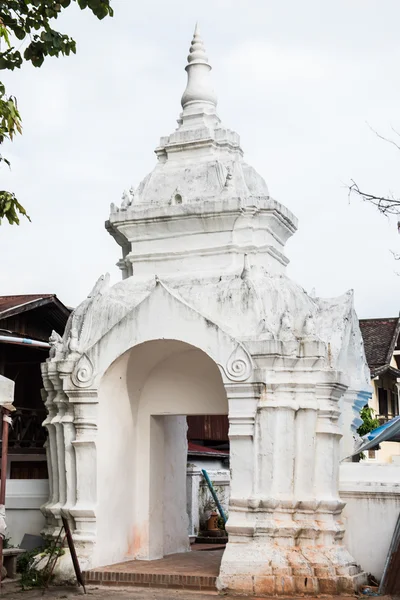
left=0, top=581, right=374, bottom=600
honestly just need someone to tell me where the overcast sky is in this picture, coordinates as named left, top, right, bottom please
left=1, top=0, right=399, bottom=317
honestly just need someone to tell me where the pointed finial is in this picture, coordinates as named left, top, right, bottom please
left=187, top=22, right=207, bottom=65
left=181, top=24, right=217, bottom=112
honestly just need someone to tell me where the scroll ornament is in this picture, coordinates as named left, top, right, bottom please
left=71, top=354, right=94, bottom=388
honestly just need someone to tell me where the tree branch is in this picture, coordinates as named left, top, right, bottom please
left=367, top=122, right=400, bottom=152
left=348, top=180, right=400, bottom=216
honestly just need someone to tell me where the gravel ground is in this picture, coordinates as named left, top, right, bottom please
left=0, top=581, right=222, bottom=600
left=0, top=581, right=375, bottom=600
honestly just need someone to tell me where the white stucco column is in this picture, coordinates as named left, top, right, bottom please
left=225, top=382, right=262, bottom=510
left=58, top=378, right=77, bottom=522
left=219, top=365, right=365, bottom=596
left=40, top=368, right=60, bottom=535
left=313, top=381, right=345, bottom=545
left=40, top=391, right=54, bottom=519
left=218, top=382, right=263, bottom=594
left=66, top=388, right=98, bottom=545
left=47, top=369, right=67, bottom=522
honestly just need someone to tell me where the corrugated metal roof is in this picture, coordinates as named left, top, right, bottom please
left=187, top=442, right=229, bottom=457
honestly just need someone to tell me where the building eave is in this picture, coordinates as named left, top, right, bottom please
left=371, top=363, right=400, bottom=379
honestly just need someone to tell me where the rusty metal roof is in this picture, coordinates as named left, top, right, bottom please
left=0, top=294, right=71, bottom=339
left=0, top=294, right=54, bottom=313
left=187, top=442, right=229, bottom=457
left=0, top=295, right=70, bottom=318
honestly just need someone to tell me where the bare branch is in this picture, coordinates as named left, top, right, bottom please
left=390, top=250, right=400, bottom=261
left=367, top=122, right=400, bottom=151
left=348, top=124, right=399, bottom=267
left=391, top=125, right=400, bottom=139
left=348, top=180, right=400, bottom=216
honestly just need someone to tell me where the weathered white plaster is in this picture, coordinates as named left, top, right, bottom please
left=186, top=462, right=400, bottom=583
left=163, top=416, right=189, bottom=556
left=186, top=465, right=230, bottom=537
left=92, top=338, right=229, bottom=566
left=340, top=462, right=400, bottom=580
left=40, top=25, right=371, bottom=595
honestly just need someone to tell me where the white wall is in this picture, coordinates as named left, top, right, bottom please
left=130, top=341, right=228, bottom=560
left=95, top=351, right=136, bottom=567
left=340, top=462, right=400, bottom=580
left=96, top=339, right=228, bottom=565
left=163, top=416, right=189, bottom=555
left=5, top=479, right=48, bottom=546
left=186, top=464, right=230, bottom=537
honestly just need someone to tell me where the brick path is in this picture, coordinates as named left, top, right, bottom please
left=84, top=548, right=223, bottom=591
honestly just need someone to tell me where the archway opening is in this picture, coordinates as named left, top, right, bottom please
left=96, top=339, right=228, bottom=568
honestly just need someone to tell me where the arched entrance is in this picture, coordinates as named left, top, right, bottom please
left=41, top=280, right=261, bottom=588
left=95, top=339, right=228, bottom=567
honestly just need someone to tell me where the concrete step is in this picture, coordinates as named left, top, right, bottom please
left=195, top=536, right=228, bottom=545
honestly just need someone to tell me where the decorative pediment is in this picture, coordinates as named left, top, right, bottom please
left=76, top=276, right=254, bottom=389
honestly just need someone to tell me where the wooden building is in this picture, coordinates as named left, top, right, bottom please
left=0, top=295, right=70, bottom=478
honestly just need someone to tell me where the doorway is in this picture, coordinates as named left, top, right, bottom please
left=95, top=339, right=228, bottom=567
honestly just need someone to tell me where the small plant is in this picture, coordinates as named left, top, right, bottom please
left=217, top=516, right=226, bottom=531
left=356, top=405, right=380, bottom=460
left=357, top=405, right=380, bottom=437
left=17, top=538, right=65, bottom=590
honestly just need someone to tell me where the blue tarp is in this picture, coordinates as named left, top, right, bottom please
left=351, top=415, right=400, bottom=457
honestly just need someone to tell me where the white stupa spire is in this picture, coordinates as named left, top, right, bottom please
left=181, top=24, right=217, bottom=113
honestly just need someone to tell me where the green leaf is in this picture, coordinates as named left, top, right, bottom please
left=357, top=406, right=380, bottom=437
left=0, top=156, right=11, bottom=167
left=14, top=27, right=26, bottom=41
left=0, top=190, right=30, bottom=225
left=0, top=0, right=113, bottom=224
left=0, top=24, right=11, bottom=48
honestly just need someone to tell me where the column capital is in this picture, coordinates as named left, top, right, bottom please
left=224, top=381, right=265, bottom=399
left=64, top=389, right=98, bottom=403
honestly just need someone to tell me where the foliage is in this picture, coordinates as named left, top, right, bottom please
left=0, top=0, right=113, bottom=224
left=16, top=547, right=40, bottom=577
left=357, top=405, right=380, bottom=438
left=17, top=538, right=65, bottom=590
left=217, top=516, right=226, bottom=531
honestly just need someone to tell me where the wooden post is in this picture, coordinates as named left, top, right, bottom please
left=0, top=374, right=16, bottom=585
left=0, top=407, right=11, bottom=582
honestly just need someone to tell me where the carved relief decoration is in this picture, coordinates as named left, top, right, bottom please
left=71, top=353, right=94, bottom=388
left=220, top=344, right=253, bottom=382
